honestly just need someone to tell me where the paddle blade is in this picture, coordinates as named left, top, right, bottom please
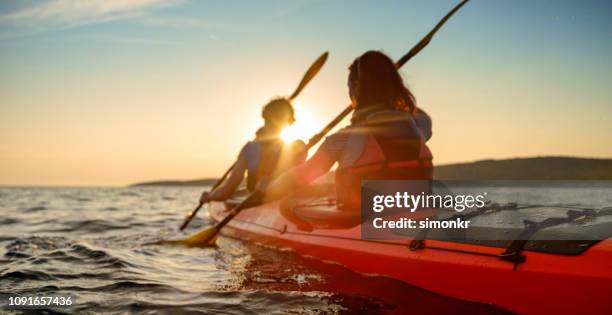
left=168, top=226, right=219, bottom=247
left=395, top=0, right=469, bottom=68
left=288, top=51, right=329, bottom=100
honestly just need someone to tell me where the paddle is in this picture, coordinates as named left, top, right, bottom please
left=289, top=52, right=329, bottom=101
left=175, top=0, right=470, bottom=246
left=307, top=0, right=471, bottom=140
left=178, top=51, right=329, bottom=231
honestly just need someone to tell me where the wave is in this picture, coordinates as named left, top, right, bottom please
left=0, top=217, right=19, bottom=225
left=3, top=237, right=134, bottom=270
left=45, top=219, right=130, bottom=234
left=59, top=193, right=94, bottom=202
left=1, top=269, right=55, bottom=281
left=68, top=244, right=135, bottom=269
left=118, top=191, right=141, bottom=197
left=5, top=236, right=71, bottom=252
left=89, top=281, right=180, bottom=293
left=23, top=206, right=47, bottom=212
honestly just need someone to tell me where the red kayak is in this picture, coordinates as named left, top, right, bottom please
left=208, top=193, right=612, bottom=315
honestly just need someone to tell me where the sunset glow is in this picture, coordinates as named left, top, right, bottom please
left=280, top=105, right=318, bottom=143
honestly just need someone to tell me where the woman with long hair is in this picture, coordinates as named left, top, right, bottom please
left=265, top=50, right=433, bottom=210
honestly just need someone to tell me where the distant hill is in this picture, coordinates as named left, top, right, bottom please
left=434, top=157, right=612, bottom=180
left=129, top=157, right=612, bottom=186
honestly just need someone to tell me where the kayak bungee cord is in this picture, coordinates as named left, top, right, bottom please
left=178, top=51, right=329, bottom=231
left=171, top=0, right=472, bottom=247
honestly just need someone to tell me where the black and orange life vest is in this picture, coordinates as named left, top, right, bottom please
left=335, top=114, right=433, bottom=210
left=245, top=139, right=283, bottom=191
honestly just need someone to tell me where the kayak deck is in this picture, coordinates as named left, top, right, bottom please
left=208, top=198, right=612, bottom=315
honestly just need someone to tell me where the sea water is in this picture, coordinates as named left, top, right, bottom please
left=0, top=186, right=509, bottom=314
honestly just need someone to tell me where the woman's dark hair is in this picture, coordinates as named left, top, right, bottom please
left=348, top=50, right=416, bottom=112
left=262, top=97, right=295, bottom=127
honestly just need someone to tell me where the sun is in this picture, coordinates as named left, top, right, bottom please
left=280, top=104, right=317, bottom=143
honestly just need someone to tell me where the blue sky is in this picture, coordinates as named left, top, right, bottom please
left=0, top=0, right=611, bottom=186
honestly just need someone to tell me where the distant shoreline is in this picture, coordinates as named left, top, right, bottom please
left=128, top=156, right=612, bottom=187
left=129, top=178, right=220, bottom=187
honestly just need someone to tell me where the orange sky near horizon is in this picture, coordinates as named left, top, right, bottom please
left=1, top=0, right=611, bottom=187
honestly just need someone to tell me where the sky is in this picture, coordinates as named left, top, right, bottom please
left=0, top=0, right=611, bottom=186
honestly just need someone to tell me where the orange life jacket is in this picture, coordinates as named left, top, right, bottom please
left=335, top=118, right=433, bottom=211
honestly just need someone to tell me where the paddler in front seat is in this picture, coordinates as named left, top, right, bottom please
left=265, top=50, right=433, bottom=211
left=199, top=98, right=306, bottom=204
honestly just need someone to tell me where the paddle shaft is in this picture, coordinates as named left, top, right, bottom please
left=205, top=0, right=471, bottom=238
left=178, top=162, right=235, bottom=230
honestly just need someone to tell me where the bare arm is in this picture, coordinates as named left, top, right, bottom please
left=200, top=152, right=248, bottom=203
left=263, top=145, right=336, bottom=202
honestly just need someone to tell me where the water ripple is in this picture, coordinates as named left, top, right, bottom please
left=69, top=244, right=135, bottom=268
left=24, top=206, right=47, bottom=212
left=1, top=270, right=55, bottom=281
left=0, top=217, right=20, bottom=225
left=50, top=220, right=130, bottom=233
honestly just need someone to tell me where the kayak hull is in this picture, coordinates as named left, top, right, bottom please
left=208, top=201, right=612, bottom=315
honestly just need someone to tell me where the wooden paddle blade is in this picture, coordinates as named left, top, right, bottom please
left=173, top=226, right=219, bottom=247
left=288, top=51, right=329, bottom=100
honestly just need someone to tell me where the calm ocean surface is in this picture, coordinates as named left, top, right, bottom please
left=0, top=186, right=514, bottom=314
